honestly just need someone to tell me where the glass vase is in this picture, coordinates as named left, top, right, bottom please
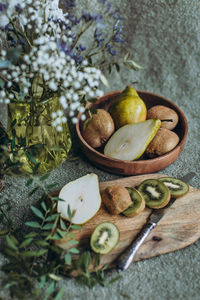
left=7, top=96, right=72, bottom=175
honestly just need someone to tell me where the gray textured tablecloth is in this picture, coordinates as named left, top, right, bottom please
left=0, top=0, right=200, bottom=299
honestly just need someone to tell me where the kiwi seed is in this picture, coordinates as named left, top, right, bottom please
left=123, top=187, right=145, bottom=217
left=90, top=222, right=120, bottom=254
left=158, top=177, right=189, bottom=198
left=137, top=179, right=170, bottom=209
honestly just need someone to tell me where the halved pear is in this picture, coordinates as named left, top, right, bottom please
left=104, top=119, right=161, bottom=160
left=57, top=173, right=101, bottom=224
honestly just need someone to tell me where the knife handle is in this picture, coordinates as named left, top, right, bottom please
left=116, top=222, right=156, bottom=272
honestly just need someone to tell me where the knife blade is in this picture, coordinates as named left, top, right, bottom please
left=116, top=172, right=196, bottom=273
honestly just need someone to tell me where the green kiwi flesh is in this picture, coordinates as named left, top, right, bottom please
left=90, top=222, right=120, bottom=254
left=137, top=179, right=170, bottom=209
left=158, top=177, right=189, bottom=198
left=123, top=187, right=145, bottom=216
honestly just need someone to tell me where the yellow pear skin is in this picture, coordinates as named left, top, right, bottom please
left=109, top=86, right=147, bottom=129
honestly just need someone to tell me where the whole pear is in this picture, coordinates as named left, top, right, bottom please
left=81, top=109, right=115, bottom=148
left=109, top=86, right=147, bottom=129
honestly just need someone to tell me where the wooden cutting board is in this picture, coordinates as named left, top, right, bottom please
left=55, top=173, right=200, bottom=269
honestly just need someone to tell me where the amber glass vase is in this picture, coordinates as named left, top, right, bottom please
left=7, top=96, right=71, bottom=175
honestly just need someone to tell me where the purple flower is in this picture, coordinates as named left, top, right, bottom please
left=94, top=28, right=104, bottom=47
left=98, top=0, right=107, bottom=4
left=15, top=4, right=22, bottom=13
left=113, top=32, right=124, bottom=43
left=106, top=2, right=112, bottom=13
left=106, top=43, right=116, bottom=55
left=63, top=0, right=76, bottom=9
left=0, top=3, right=7, bottom=12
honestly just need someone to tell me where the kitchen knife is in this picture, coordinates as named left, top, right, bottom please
left=116, top=172, right=196, bottom=273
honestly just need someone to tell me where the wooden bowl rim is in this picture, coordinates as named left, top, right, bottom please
left=76, top=90, right=188, bottom=166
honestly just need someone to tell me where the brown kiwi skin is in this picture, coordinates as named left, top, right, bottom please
left=124, top=190, right=145, bottom=217
left=101, top=185, right=132, bottom=215
left=147, top=105, right=179, bottom=130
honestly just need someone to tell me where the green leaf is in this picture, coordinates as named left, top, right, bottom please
left=6, top=235, right=18, bottom=250
left=48, top=273, right=62, bottom=281
left=28, top=186, right=40, bottom=197
left=41, top=201, right=47, bottom=211
left=100, top=73, right=109, bottom=87
left=126, top=59, right=143, bottom=69
left=0, top=229, right=9, bottom=236
left=115, top=63, right=120, bottom=72
left=45, top=281, right=55, bottom=296
left=19, top=238, right=33, bottom=248
left=40, top=173, right=50, bottom=181
left=34, top=240, right=49, bottom=247
left=67, top=205, right=72, bottom=221
left=55, top=287, right=65, bottom=300
left=46, top=213, right=59, bottom=222
left=64, top=253, right=72, bottom=265
left=51, top=197, right=64, bottom=202
left=124, top=52, right=130, bottom=61
left=94, top=253, right=100, bottom=268
left=56, top=229, right=66, bottom=238
left=25, top=178, right=34, bottom=187
left=68, top=240, right=78, bottom=246
left=36, top=249, right=48, bottom=256
left=69, top=247, right=79, bottom=254
left=71, top=224, right=82, bottom=230
left=46, top=183, right=58, bottom=190
left=20, top=251, right=38, bottom=257
left=25, top=221, right=41, bottom=228
left=39, top=275, right=46, bottom=289
left=109, top=275, right=122, bottom=284
left=42, top=223, right=54, bottom=230
left=60, top=218, right=67, bottom=230
left=31, top=206, right=44, bottom=219
left=25, top=151, right=38, bottom=165
left=25, top=232, right=38, bottom=238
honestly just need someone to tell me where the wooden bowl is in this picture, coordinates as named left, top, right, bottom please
left=76, top=90, right=188, bottom=175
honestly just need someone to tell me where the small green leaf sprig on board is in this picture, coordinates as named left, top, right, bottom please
left=0, top=174, right=120, bottom=299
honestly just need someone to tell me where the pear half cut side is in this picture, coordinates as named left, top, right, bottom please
left=57, top=173, right=101, bottom=224
left=104, top=119, right=161, bottom=161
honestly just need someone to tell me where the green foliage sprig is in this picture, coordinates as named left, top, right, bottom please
left=0, top=175, right=120, bottom=299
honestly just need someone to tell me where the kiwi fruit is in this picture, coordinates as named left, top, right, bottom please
left=145, top=128, right=180, bottom=158
left=137, top=179, right=170, bottom=209
left=158, top=177, right=189, bottom=198
left=147, top=105, right=179, bottom=130
left=90, top=222, right=120, bottom=254
left=123, top=187, right=145, bottom=217
left=101, top=185, right=132, bottom=215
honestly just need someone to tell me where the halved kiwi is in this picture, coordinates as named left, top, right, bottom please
left=158, top=177, right=189, bottom=198
left=90, top=222, right=120, bottom=254
left=137, top=179, right=170, bottom=209
left=123, top=187, right=145, bottom=217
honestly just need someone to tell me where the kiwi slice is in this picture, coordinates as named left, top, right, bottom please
left=90, top=222, right=120, bottom=254
left=137, top=179, right=170, bottom=209
left=158, top=177, right=189, bottom=198
left=123, top=187, right=145, bottom=217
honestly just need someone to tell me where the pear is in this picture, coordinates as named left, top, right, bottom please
left=109, top=86, right=147, bottom=129
left=57, top=173, right=101, bottom=224
left=81, top=109, right=115, bottom=148
left=104, top=119, right=161, bottom=160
